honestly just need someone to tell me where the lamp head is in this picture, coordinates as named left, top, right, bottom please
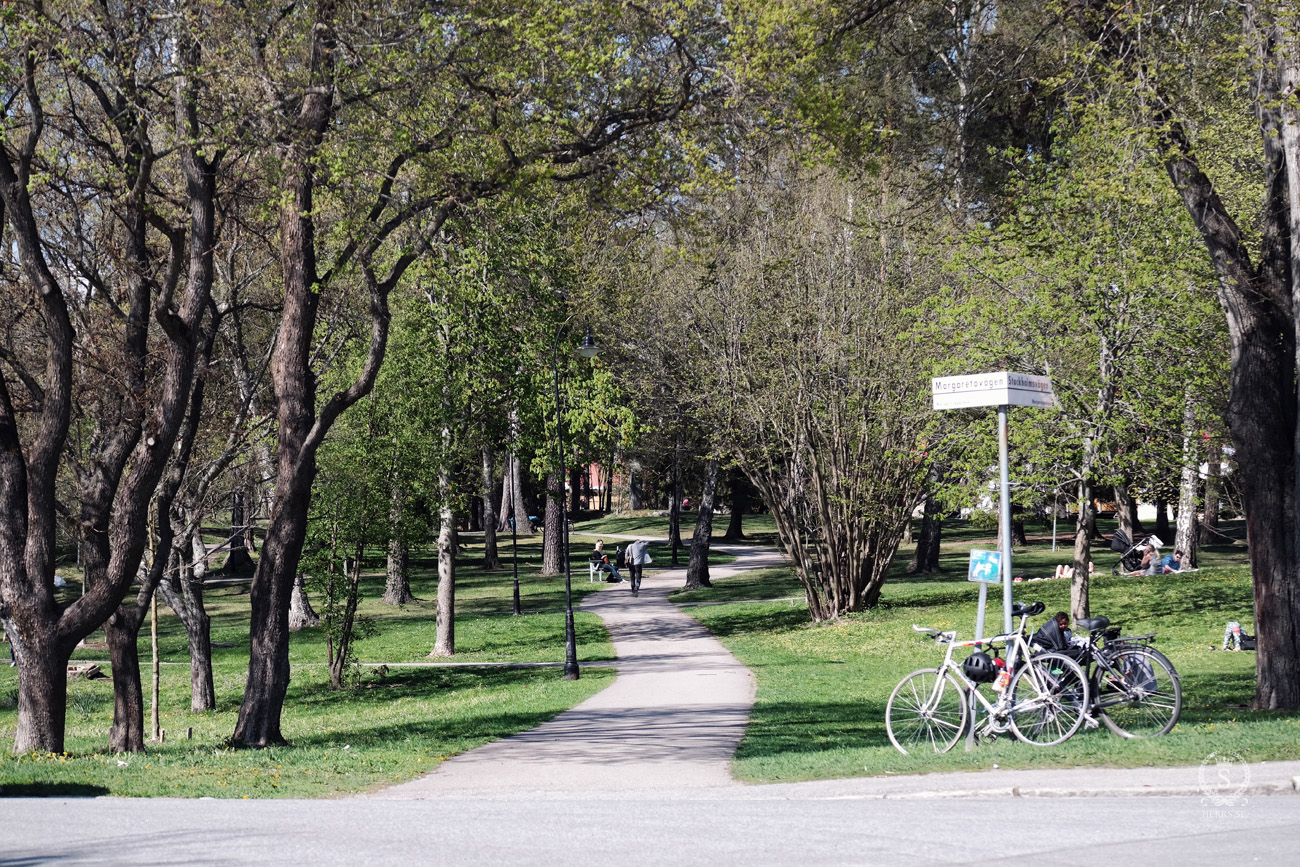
left=576, top=326, right=600, bottom=359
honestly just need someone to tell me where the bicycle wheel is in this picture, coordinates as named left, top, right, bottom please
left=1094, top=647, right=1182, bottom=737
left=886, top=668, right=969, bottom=755
left=1008, top=652, right=1089, bottom=747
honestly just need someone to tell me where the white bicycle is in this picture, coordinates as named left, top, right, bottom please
left=886, top=602, right=1091, bottom=755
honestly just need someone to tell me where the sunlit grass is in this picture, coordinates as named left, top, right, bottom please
left=679, top=517, right=1297, bottom=782
left=0, top=535, right=614, bottom=798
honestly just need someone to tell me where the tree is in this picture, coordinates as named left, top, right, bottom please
left=943, top=107, right=1224, bottom=618
left=222, top=0, right=729, bottom=745
left=668, top=161, right=935, bottom=620
left=1067, top=0, right=1300, bottom=707
left=683, top=459, right=720, bottom=589
left=0, top=3, right=222, bottom=752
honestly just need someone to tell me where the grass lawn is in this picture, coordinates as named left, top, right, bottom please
left=0, top=533, right=614, bottom=797
left=4, top=508, right=1284, bottom=796
left=671, top=517, right=1300, bottom=782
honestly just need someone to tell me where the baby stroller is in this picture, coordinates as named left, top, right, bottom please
left=1110, top=530, right=1163, bottom=575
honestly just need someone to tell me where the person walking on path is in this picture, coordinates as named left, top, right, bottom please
left=625, top=539, right=652, bottom=596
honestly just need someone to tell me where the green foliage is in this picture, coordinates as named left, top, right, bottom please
left=928, top=104, right=1227, bottom=515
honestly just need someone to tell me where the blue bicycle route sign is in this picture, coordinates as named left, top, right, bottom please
left=968, top=549, right=1002, bottom=583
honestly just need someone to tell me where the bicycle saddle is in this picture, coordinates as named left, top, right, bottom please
left=1076, top=616, right=1110, bottom=632
left=1011, top=601, right=1045, bottom=617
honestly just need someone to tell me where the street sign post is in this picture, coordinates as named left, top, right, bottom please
left=933, top=372, right=1056, bottom=639
left=968, top=549, right=1001, bottom=643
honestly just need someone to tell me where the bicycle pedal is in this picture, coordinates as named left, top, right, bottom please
left=1084, top=715, right=1100, bottom=730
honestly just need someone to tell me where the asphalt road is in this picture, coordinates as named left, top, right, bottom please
left=2, top=790, right=1296, bottom=866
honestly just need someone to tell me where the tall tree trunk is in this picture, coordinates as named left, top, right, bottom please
left=1071, top=461, right=1097, bottom=621
left=721, top=468, right=748, bottom=541
left=569, top=466, right=582, bottom=516
left=1080, top=0, right=1300, bottom=708
left=669, top=443, right=683, bottom=563
left=234, top=41, right=400, bottom=741
left=604, top=449, right=616, bottom=511
left=907, top=495, right=943, bottom=574
left=513, top=454, right=531, bottom=533
left=0, top=56, right=218, bottom=752
left=236, top=462, right=314, bottom=746
left=1154, top=497, right=1172, bottom=543
left=1115, top=480, right=1144, bottom=541
left=481, top=445, right=501, bottom=571
left=683, top=460, right=720, bottom=589
left=288, top=572, right=320, bottom=630
left=998, top=507, right=1028, bottom=548
left=224, top=491, right=255, bottom=573
left=431, top=476, right=457, bottom=658
left=384, top=538, right=413, bottom=605
left=383, top=482, right=414, bottom=605
left=161, top=551, right=216, bottom=712
left=157, top=529, right=217, bottom=712
left=105, top=608, right=148, bottom=753
left=629, top=460, right=644, bottom=510
left=1200, top=454, right=1224, bottom=544
left=497, top=452, right=514, bottom=532
left=1174, top=392, right=1201, bottom=567
left=106, top=500, right=181, bottom=753
left=497, top=447, right=534, bottom=536
left=541, top=472, right=563, bottom=575
left=328, top=548, right=364, bottom=688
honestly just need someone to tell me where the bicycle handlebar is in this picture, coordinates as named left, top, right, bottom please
left=912, top=625, right=957, bottom=644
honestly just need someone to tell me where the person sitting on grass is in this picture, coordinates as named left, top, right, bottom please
left=1161, top=549, right=1187, bottom=573
left=1126, top=544, right=1162, bottom=576
left=590, top=539, right=623, bottom=582
left=1053, top=561, right=1094, bottom=580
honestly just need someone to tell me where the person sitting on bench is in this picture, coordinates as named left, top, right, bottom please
left=590, top=539, right=623, bottom=582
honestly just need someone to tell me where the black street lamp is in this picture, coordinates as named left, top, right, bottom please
left=554, top=318, right=600, bottom=680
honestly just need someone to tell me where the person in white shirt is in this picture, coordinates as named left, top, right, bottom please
left=625, top=539, right=653, bottom=597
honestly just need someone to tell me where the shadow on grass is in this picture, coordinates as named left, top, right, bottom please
left=671, top=567, right=803, bottom=606
left=736, top=699, right=890, bottom=762
left=1173, top=671, right=1287, bottom=723
left=0, top=782, right=111, bottom=798
left=690, top=607, right=812, bottom=639
left=282, top=667, right=599, bottom=749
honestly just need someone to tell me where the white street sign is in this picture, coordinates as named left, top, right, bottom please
left=931, top=372, right=1056, bottom=410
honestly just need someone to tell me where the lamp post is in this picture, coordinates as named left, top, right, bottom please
left=554, top=317, right=600, bottom=680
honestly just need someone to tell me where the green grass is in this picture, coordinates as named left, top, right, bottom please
left=0, top=534, right=614, bottom=797
left=5, top=512, right=1272, bottom=796
left=0, top=665, right=612, bottom=798
left=679, top=518, right=1300, bottom=783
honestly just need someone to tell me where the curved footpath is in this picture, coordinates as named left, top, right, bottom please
left=372, top=541, right=1300, bottom=801
left=373, top=543, right=786, bottom=798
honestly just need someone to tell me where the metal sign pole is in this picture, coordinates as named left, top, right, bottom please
left=998, top=404, right=1014, bottom=635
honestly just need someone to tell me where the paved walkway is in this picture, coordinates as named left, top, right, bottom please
left=373, top=543, right=787, bottom=798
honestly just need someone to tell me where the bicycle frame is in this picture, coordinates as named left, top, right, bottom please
left=889, top=603, right=1092, bottom=754
left=915, top=615, right=1057, bottom=734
